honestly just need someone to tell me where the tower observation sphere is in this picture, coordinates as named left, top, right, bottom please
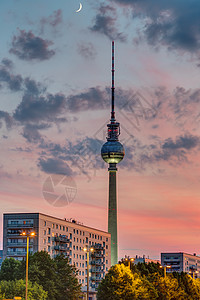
left=101, top=41, right=125, bottom=266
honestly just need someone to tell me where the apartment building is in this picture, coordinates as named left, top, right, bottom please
left=161, top=252, right=200, bottom=278
left=3, top=213, right=111, bottom=291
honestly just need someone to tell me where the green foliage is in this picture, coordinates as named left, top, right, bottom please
left=98, top=262, right=200, bottom=300
left=0, top=279, right=47, bottom=300
left=0, top=257, right=21, bottom=281
left=54, top=254, right=82, bottom=300
left=0, top=252, right=81, bottom=300
left=97, top=264, right=153, bottom=299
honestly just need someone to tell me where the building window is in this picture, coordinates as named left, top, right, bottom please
left=44, top=230, right=46, bottom=235
left=89, top=233, right=91, bottom=238
left=86, top=237, right=88, bottom=243
left=76, top=246, right=78, bottom=250
left=70, top=233, right=72, bottom=239
left=48, top=246, right=51, bottom=252
left=48, top=228, right=51, bottom=235
left=77, top=230, right=79, bottom=234
left=98, top=235, right=99, bottom=240
left=106, top=245, right=108, bottom=249
left=66, top=227, right=68, bottom=232
left=80, top=231, right=82, bottom=235
left=44, top=221, right=46, bottom=226
left=82, top=263, right=84, bottom=267
left=82, top=255, right=84, bottom=260
left=100, top=236, right=102, bottom=240
left=73, top=246, right=75, bottom=250
left=83, top=232, right=85, bottom=236
left=77, top=254, right=78, bottom=258
left=106, top=238, right=108, bottom=242
left=48, top=237, right=51, bottom=243
left=80, top=239, right=82, bottom=243
left=56, top=224, right=58, bottom=229
left=52, top=224, right=54, bottom=228
left=74, top=229, right=75, bottom=234
left=76, top=263, right=78, bottom=267
left=74, top=237, right=76, bottom=242
left=60, top=225, right=61, bottom=230
left=92, top=234, right=94, bottom=238
left=77, top=238, right=79, bottom=242
left=79, top=271, right=81, bottom=276
left=82, top=279, right=84, bottom=284
left=74, top=254, right=75, bottom=258
left=80, top=255, right=81, bottom=259
left=95, top=235, right=97, bottom=239
left=63, top=226, right=65, bottom=231
left=106, top=260, right=108, bottom=264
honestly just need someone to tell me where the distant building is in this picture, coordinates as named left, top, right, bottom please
left=3, top=213, right=111, bottom=295
left=0, top=250, right=3, bottom=268
left=161, top=252, right=200, bottom=278
left=121, top=255, right=160, bottom=265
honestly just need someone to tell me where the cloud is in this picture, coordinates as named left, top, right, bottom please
left=0, top=65, right=23, bottom=91
left=40, top=10, right=63, bottom=34
left=66, top=87, right=109, bottom=112
left=13, top=93, right=67, bottom=123
left=38, top=157, right=73, bottom=176
left=113, top=0, right=200, bottom=55
left=0, top=111, right=13, bottom=129
left=10, top=30, right=55, bottom=61
left=90, top=5, right=127, bottom=42
left=22, top=123, right=50, bottom=143
left=24, top=77, right=46, bottom=95
left=77, top=42, right=97, bottom=60
left=1, top=58, right=14, bottom=69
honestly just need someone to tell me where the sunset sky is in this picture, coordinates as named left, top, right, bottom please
left=1, top=0, right=200, bottom=260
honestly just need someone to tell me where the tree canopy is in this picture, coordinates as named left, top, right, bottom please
left=0, top=252, right=81, bottom=300
left=97, top=262, right=200, bottom=300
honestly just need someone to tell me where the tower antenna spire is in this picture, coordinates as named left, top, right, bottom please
left=111, top=41, right=115, bottom=122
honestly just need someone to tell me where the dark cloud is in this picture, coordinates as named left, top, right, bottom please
left=90, top=5, right=127, bottom=42
left=24, top=77, right=46, bottom=95
left=113, top=0, right=200, bottom=55
left=38, top=157, right=73, bottom=176
left=22, top=123, right=50, bottom=143
left=66, top=87, right=109, bottom=112
left=0, top=65, right=22, bottom=91
left=13, top=93, right=67, bottom=123
left=77, top=42, right=97, bottom=59
left=40, top=10, right=63, bottom=33
left=10, top=30, right=55, bottom=61
left=1, top=58, right=14, bottom=69
left=0, top=111, right=13, bottom=129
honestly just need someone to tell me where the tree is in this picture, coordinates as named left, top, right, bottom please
left=97, top=264, right=153, bottom=300
left=148, top=273, right=187, bottom=299
left=28, top=251, right=57, bottom=299
left=54, top=254, right=82, bottom=300
left=0, top=257, right=21, bottom=281
left=0, top=279, right=48, bottom=300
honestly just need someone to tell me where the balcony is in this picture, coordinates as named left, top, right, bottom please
left=53, top=236, right=70, bottom=243
left=7, top=251, right=27, bottom=256
left=90, top=267, right=102, bottom=273
left=7, top=223, right=34, bottom=228
left=7, top=240, right=33, bottom=246
left=91, top=260, right=103, bottom=266
left=54, top=245, right=70, bottom=251
left=92, top=253, right=103, bottom=258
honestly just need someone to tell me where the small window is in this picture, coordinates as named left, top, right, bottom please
left=48, top=228, right=51, bottom=235
left=63, top=226, right=65, bottom=231
left=80, top=231, right=82, bottom=235
left=56, top=224, right=58, bottom=229
left=77, top=230, right=79, bottom=234
left=44, top=221, right=46, bottom=226
left=74, top=229, right=75, bottom=234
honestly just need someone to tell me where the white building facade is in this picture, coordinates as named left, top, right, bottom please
left=3, top=213, right=111, bottom=290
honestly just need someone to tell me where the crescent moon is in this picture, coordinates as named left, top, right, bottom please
left=76, top=3, right=82, bottom=13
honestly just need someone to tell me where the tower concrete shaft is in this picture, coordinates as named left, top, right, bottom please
left=101, top=41, right=124, bottom=266
left=108, top=163, right=118, bottom=265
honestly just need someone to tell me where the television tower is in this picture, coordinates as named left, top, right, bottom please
left=101, top=41, right=125, bottom=265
